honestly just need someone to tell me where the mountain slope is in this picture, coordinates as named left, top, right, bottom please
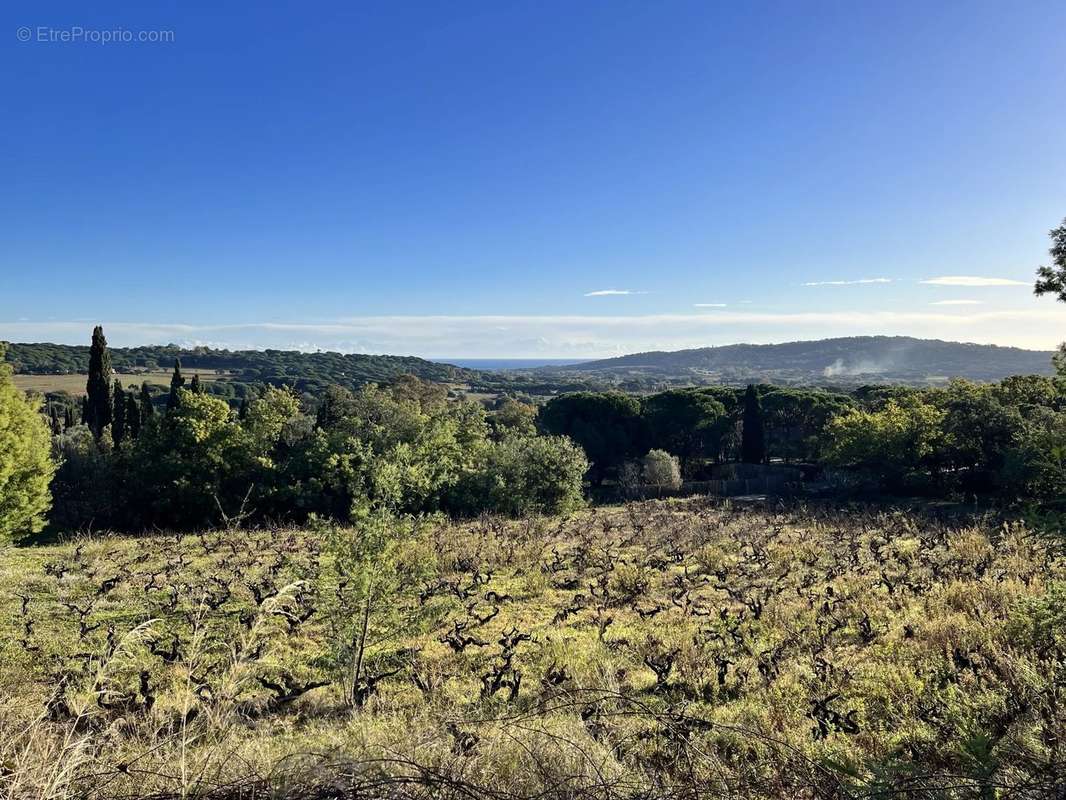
left=556, top=336, right=1057, bottom=384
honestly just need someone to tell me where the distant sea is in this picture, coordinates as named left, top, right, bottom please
left=432, top=358, right=587, bottom=370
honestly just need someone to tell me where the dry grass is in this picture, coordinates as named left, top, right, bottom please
left=13, top=371, right=232, bottom=396
left=0, top=499, right=1063, bottom=799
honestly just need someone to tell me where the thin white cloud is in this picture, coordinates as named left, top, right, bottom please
left=920, top=276, right=1028, bottom=287
left=693, top=303, right=727, bottom=308
left=930, top=299, right=984, bottom=306
left=584, top=289, right=647, bottom=297
left=4, top=309, right=1065, bottom=357
left=803, top=278, right=892, bottom=286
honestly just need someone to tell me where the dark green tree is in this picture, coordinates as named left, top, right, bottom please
left=741, top=384, right=766, bottom=464
left=126, top=393, right=141, bottom=439
left=1034, top=218, right=1066, bottom=301
left=112, top=380, right=127, bottom=446
left=83, top=325, right=112, bottom=438
left=166, top=359, right=185, bottom=413
left=540, top=392, right=645, bottom=483
left=641, top=389, right=727, bottom=471
left=64, top=406, right=75, bottom=430
left=139, top=382, right=155, bottom=425
left=1034, top=218, right=1066, bottom=376
left=190, top=374, right=204, bottom=394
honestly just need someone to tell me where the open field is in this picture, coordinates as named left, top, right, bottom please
left=12, top=370, right=232, bottom=396
left=1, top=499, right=1063, bottom=799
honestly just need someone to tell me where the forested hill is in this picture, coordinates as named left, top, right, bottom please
left=3, top=342, right=476, bottom=389
left=556, top=336, right=1057, bottom=384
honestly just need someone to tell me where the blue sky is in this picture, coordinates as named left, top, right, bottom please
left=2, top=1, right=1065, bottom=356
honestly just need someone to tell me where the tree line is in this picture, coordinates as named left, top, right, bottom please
left=2, top=325, right=1065, bottom=542
left=538, top=376, right=1065, bottom=498
left=1, top=218, right=1064, bottom=540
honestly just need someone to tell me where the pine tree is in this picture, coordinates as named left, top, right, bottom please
left=741, top=384, right=766, bottom=465
left=0, top=344, right=56, bottom=543
left=167, top=359, right=185, bottom=413
left=112, top=380, right=126, bottom=446
left=126, top=393, right=141, bottom=439
left=84, top=325, right=112, bottom=438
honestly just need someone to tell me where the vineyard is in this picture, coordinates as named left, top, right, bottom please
left=1, top=500, right=1063, bottom=799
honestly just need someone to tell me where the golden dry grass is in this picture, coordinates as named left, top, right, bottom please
left=13, top=370, right=232, bottom=396
left=0, top=499, right=1063, bottom=799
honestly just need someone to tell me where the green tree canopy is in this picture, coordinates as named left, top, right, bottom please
left=825, top=396, right=947, bottom=489
left=0, top=346, right=56, bottom=543
left=540, top=392, right=645, bottom=483
left=641, top=389, right=726, bottom=471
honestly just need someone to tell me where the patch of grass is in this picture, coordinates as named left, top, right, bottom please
left=0, top=500, right=1063, bottom=798
left=12, top=370, right=232, bottom=396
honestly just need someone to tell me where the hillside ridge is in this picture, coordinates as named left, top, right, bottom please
left=554, top=335, right=1056, bottom=383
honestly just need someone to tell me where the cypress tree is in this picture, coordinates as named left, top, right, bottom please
left=741, top=384, right=766, bottom=465
left=84, top=325, right=113, bottom=438
left=49, top=405, right=61, bottom=435
left=238, top=394, right=250, bottom=420
left=190, top=374, right=203, bottom=394
left=166, top=359, right=185, bottom=413
left=64, top=406, right=75, bottom=430
left=112, top=380, right=127, bottom=446
left=139, top=382, right=155, bottom=424
left=126, top=394, right=141, bottom=439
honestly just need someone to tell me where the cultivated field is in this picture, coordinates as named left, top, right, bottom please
left=1, top=500, right=1062, bottom=799
left=12, top=370, right=232, bottom=396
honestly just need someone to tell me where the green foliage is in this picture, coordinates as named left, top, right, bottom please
left=111, top=379, right=126, bottom=447
left=640, top=449, right=682, bottom=493
left=933, top=380, right=1023, bottom=488
left=124, top=390, right=250, bottom=528
left=540, top=392, right=645, bottom=483
left=825, top=396, right=947, bottom=489
left=83, top=326, right=112, bottom=438
left=760, top=387, right=854, bottom=463
left=455, top=434, right=588, bottom=516
left=0, top=348, right=56, bottom=543
left=641, top=390, right=726, bottom=470
left=1000, top=408, right=1066, bottom=500
left=138, top=381, right=155, bottom=425
left=318, top=511, right=426, bottom=706
left=4, top=341, right=477, bottom=394
left=1033, top=217, right=1066, bottom=302
left=489, top=396, right=538, bottom=439
left=741, top=384, right=766, bottom=464
left=125, top=392, right=141, bottom=440
left=166, top=359, right=185, bottom=412
left=49, top=423, right=112, bottom=532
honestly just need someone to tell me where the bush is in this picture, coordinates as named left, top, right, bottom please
left=1000, top=408, right=1066, bottom=500
left=641, top=449, right=682, bottom=494
left=456, top=435, right=588, bottom=517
